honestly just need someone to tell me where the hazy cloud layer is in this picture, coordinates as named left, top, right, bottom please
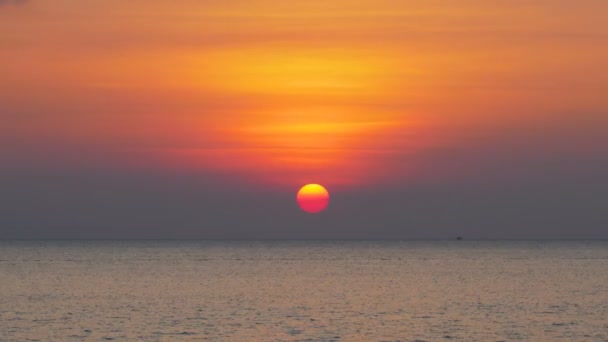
left=0, top=0, right=26, bottom=6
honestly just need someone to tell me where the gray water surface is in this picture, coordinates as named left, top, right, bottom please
left=1, top=240, right=607, bottom=341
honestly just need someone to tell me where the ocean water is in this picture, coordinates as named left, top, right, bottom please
left=1, top=241, right=607, bottom=341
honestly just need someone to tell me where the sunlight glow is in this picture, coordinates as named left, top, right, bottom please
left=297, top=184, right=330, bottom=213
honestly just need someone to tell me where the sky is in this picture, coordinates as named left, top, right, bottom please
left=1, top=0, right=607, bottom=239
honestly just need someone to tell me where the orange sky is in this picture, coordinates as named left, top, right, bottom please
left=1, top=0, right=607, bottom=190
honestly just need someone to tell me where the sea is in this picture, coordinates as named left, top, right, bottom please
left=1, top=240, right=607, bottom=341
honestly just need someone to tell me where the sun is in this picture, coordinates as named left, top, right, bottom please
left=297, top=184, right=330, bottom=214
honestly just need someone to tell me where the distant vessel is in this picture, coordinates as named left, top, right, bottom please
left=456, top=236, right=463, bottom=240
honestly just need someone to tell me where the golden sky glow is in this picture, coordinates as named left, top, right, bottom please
left=1, top=0, right=607, bottom=189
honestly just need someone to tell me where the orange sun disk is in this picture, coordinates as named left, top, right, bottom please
left=297, top=184, right=330, bottom=213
